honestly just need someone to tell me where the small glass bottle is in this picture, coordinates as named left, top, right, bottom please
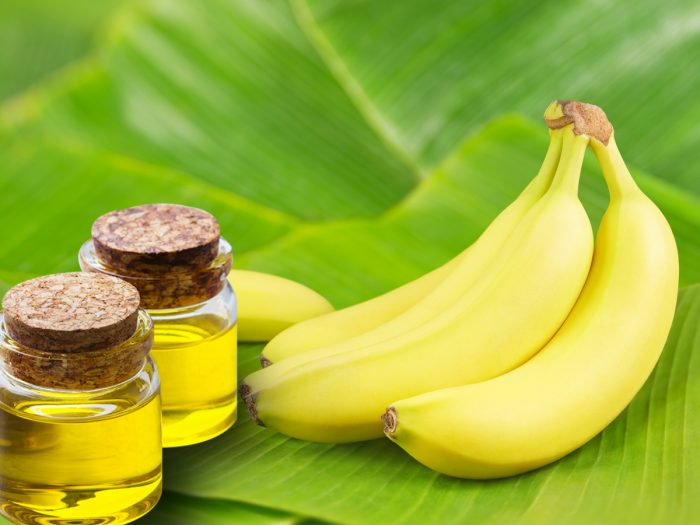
left=79, top=204, right=237, bottom=448
left=0, top=272, right=162, bottom=525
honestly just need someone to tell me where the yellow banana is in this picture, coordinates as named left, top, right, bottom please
left=383, top=101, right=679, bottom=479
left=259, top=262, right=455, bottom=366
left=229, top=269, right=333, bottom=342
left=242, top=116, right=593, bottom=442
left=261, top=128, right=564, bottom=366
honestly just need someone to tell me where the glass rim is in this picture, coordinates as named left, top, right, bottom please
left=79, top=237, right=233, bottom=282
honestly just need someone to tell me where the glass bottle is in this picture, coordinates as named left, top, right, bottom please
left=0, top=272, right=162, bottom=525
left=79, top=204, right=237, bottom=447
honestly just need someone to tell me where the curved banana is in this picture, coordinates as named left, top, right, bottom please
left=261, top=129, right=563, bottom=366
left=259, top=261, right=455, bottom=365
left=383, top=101, right=679, bottom=479
left=229, top=269, right=333, bottom=342
left=242, top=118, right=593, bottom=442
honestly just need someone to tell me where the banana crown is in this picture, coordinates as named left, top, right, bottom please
left=544, top=100, right=612, bottom=144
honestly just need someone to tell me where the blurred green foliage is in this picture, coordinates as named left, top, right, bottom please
left=0, top=0, right=123, bottom=100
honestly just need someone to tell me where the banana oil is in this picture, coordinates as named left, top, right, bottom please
left=0, top=273, right=162, bottom=524
left=80, top=204, right=238, bottom=448
left=0, top=365, right=162, bottom=525
left=150, top=310, right=237, bottom=447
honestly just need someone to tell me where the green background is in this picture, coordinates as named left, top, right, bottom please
left=1, top=1, right=699, bottom=523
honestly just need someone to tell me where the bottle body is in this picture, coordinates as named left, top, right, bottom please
left=80, top=239, right=239, bottom=448
left=0, top=315, right=162, bottom=525
left=149, top=284, right=237, bottom=447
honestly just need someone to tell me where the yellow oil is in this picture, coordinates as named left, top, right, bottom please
left=151, top=315, right=237, bottom=447
left=0, top=379, right=162, bottom=525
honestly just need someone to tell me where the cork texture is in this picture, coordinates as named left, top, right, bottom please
left=2, top=273, right=140, bottom=352
left=120, top=262, right=231, bottom=309
left=92, top=204, right=221, bottom=272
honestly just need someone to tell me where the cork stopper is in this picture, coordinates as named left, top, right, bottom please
left=2, top=273, right=139, bottom=352
left=86, top=204, right=232, bottom=309
left=92, top=204, right=220, bottom=273
left=1, top=273, right=152, bottom=389
left=544, top=100, right=613, bottom=144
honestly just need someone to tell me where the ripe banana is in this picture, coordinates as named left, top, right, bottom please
left=229, top=269, right=333, bottom=342
left=241, top=119, right=593, bottom=442
left=259, top=261, right=456, bottom=366
left=383, top=101, right=679, bottom=479
left=261, top=128, right=564, bottom=366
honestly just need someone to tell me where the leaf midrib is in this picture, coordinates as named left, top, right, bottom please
left=289, top=0, right=427, bottom=180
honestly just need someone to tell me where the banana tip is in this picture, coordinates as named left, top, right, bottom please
left=382, top=407, right=398, bottom=437
left=239, top=383, right=265, bottom=427
left=544, top=100, right=612, bottom=144
left=259, top=354, right=272, bottom=368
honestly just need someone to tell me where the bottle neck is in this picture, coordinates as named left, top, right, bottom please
left=79, top=239, right=233, bottom=309
left=0, top=311, right=153, bottom=391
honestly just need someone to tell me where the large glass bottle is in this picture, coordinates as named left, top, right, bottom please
left=80, top=204, right=237, bottom=447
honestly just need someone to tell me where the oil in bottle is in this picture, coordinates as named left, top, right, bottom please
left=0, top=272, right=162, bottom=524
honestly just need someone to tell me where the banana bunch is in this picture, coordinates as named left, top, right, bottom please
left=228, top=269, right=333, bottom=341
left=383, top=104, right=679, bottom=478
left=240, top=100, right=678, bottom=478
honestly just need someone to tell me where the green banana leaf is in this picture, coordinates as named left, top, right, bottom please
left=0, top=136, right=295, bottom=275
left=138, top=493, right=310, bottom=525
left=295, top=0, right=700, bottom=194
left=0, top=0, right=123, bottom=100
left=1, top=0, right=700, bottom=524
left=3, top=0, right=415, bottom=221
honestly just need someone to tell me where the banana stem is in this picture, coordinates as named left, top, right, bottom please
left=521, top=129, right=564, bottom=197
left=542, top=99, right=636, bottom=200
left=547, top=129, right=588, bottom=195
left=590, top=135, right=641, bottom=200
